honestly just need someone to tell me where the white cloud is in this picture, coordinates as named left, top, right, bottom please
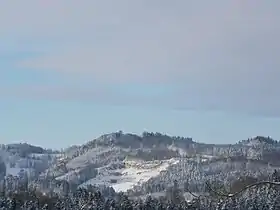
left=1, top=0, right=280, bottom=115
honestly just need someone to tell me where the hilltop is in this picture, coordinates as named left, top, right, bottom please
left=0, top=132, right=279, bottom=199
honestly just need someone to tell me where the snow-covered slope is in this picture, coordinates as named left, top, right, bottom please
left=47, top=132, right=193, bottom=192
left=0, top=144, right=61, bottom=180
left=48, top=133, right=280, bottom=194
left=79, top=158, right=179, bottom=192
left=2, top=132, right=280, bottom=197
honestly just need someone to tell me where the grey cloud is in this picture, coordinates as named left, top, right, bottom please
left=1, top=0, right=280, bottom=116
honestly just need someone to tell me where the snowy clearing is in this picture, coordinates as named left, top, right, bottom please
left=79, top=158, right=179, bottom=192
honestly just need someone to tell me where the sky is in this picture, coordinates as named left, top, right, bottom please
left=0, top=0, right=280, bottom=149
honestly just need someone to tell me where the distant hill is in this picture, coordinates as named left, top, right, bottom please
left=1, top=132, right=280, bottom=197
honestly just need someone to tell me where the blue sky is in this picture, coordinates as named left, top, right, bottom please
left=1, top=1, right=280, bottom=149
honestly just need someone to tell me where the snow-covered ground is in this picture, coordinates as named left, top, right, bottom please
left=0, top=148, right=61, bottom=178
left=79, top=158, right=179, bottom=192
left=5, top=166, right=23, bottom=176
left=28, top=153, right=63, bottom=159
left=5, top=166, right=35, bottom=178
left=66, top=147, right=117, bottom=170
left=132, top=192, right=200, bottom=202
left=56, top=170, right=80, bottom=183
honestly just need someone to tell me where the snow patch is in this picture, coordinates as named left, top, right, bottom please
left=79, top=158, right=179, bottom=192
